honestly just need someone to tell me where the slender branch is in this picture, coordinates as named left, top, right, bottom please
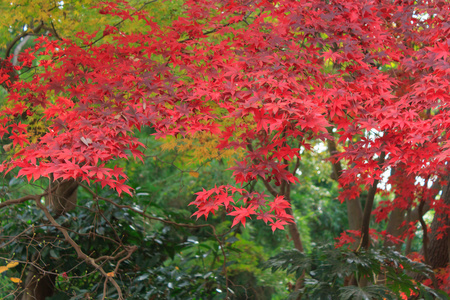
left=410, top=179, right=439, bottom=221
left=34, top=198, right=124, bottom=299
left=12, top=35, right=31, bottom=66
left=78, top=182, right=230, bottom=297
left=49, top=20, right=62, bottom=41
left=0, top=226, right=37, bottom=248
left=360, top=151, right=386, bottom=250
left=95, top=199, right=121, bottom=242
left=100, top=245, right=136, bottom=299
left=102, top=277, right=108, bottom=300
left=0, top=194, right=43, bottom=209
left=280, top=177, right=287, bottom=196
left=84, top=0, right=158, bottom=48
left=259, top=176, right=278, bottom=197
left=65, top=227, right=120, bottom=245
left=247, top=141, right=279, bottom=198
left=178, top=10, right=255, bottom=44
left=291, top=155, right=301, bottom=177
left=327, top=138, right=343, bottom=180
left=5, top=21, right=44, bottom=59
left=418, top=198, right=428, bottom=263
left=95, top=249, right=127, bottom=263
left=113, top=246, right=137, bottom=275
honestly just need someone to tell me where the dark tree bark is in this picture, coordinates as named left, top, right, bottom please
left=384, top=207, right=405, bottom=250
left=46, top=178, right=78, bottom=217
left=22, top=263, right=56, bottom=300
left=384, top=174, right=437, bottom=251
left=360, top=152, right=385, bottom=250
left=327, top=139, right=363, bottom=245
left=22, top=179, right=78, bottom=300
left=427, top=180, right=450, bottom=270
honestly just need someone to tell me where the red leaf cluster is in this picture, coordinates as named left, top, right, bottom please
left=2, top=0, right=450, bottom=231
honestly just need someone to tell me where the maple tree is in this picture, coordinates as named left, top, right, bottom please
left=1, top=0, right=450, bottom=298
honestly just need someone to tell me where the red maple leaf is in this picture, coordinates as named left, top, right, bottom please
left=228, top=205, right=257, bottom=227
left=270, top=220, right=288, bottom=232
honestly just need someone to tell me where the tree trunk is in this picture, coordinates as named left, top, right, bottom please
left=46, top=178, right=78, bottom=217
left=404, top=208, right=413, bottom=255
left=427, top=180, right=450, bottom=270
left=384, top=172, right=437, bottom=251
left=286, top=206, right=304, bottom=252
left=22, top=179, right=78, bottom=300
left=21, top=262, right=56, bottom=300
left=327, top=140, right=363, bottom=245
left=384, top=207, right=405, bottom=250
left=360, top=152, right=385, bottom=250
left=262, top=176, right=304, bottom=253
left=283, top=184, right=305, bottom=299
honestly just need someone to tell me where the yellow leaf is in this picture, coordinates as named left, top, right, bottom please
left=160, top=139, right=177, bottom=151
left=189, top=171, right=199, bottom=178
left=0, top=266, right=8, bottom=274
left=6, top=261, right=19, bottom=269
left=10, top=277, right=22, bottom=283
left=106, top=272, right=115, bottom=277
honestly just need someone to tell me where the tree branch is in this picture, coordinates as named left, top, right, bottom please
left=12, top=36, right=31, bottom=66
left=78, top=182, right=230, bottom=297
left=0, top=194, right=42, bottom=209
left=34, top=198, right=124, bottom=299
left=259, top=175, right=278, bottom=197
left=5, top=21, right=44, bottom=59
left=84, top=0, right=158, bottom=48
left=360, top=151, right=386, bottom=250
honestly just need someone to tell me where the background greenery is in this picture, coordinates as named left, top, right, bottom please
left=0, top=1, right=447, bottom=299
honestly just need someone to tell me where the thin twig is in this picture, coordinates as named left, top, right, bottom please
left=84, top=0, right=158, bottom=48
left=34, top=198, right=125, bottom=299
left=78, top=182, right=230, bottom=297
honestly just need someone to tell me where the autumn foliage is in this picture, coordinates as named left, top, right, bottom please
left=1, top=0, right=450, bottom=293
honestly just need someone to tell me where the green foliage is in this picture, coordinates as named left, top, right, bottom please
left=0, top=194, right=229, bottom=299
left=290, top=145, right=345, bottom=249
left=2, top=2, right=447, bottom=298
left=0, top=132, right=275, bottom=299
left=0, top=0, right=186, bottom=54
left=338, top=285, right=394, bottom=300
left=265, top=245, right=450, bottom=300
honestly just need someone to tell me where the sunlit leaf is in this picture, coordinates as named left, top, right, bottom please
left=10, top=277, right=22, bottom=284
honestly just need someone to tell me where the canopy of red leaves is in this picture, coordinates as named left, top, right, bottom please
left=1, top=0, right=450, bottom=231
